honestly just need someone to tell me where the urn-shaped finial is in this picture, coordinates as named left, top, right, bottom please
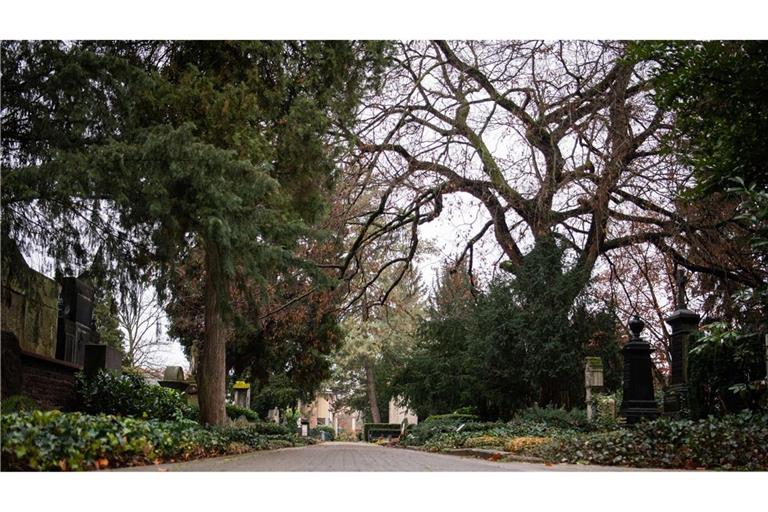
left=628, top=314, right=645, bottom=338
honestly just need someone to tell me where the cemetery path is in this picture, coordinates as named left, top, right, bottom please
left=119, top=442, right=641, bottom=471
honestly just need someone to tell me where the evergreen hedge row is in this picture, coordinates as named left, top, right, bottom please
left=0, top=410, right=309, bottom=471
left=362, top=423, right=401, bottom=441
left=530, top=411, right=768, bottom=470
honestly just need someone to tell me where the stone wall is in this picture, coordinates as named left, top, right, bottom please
left=1, top=246, right=60, bottom=358
left=1, top=331, right=81, bottom=411
left=20, top=351, right=82, bottom=411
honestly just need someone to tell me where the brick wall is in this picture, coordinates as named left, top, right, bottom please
left=19, top=351, right=81, bottom=411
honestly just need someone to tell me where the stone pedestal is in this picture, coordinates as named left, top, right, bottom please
left=584, top=357, right=604, bottom=422
left=663, top=308, right=699, bottom=417
left=83, top=344, right=122, bottom=377
left=56, top=277, right=94, bottom=366
left=232, top=380, right=251, bottom=409
left=619, top=316, right=659, bottom=425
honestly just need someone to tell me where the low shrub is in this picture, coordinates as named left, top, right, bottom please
left=423, top=413, right=480, bottom=423
left=1, top=395, right=39, bottom=415
left=503, top=436, right=549, bottom=453
left=311, top=424, right=335, bottom=441
left=1, top=410, right=308, bottom=471
left=336, top=430, right=358, bottom=442
left=226, top=404, right=260, bottom=423
left=512, top=405, right=589, bottom=430
left=77, top=370, right=197, bottom=421
left=242, top=421, right=292, bottom=436
left=530, top=411, right=768, bottom=470
left=362, top=423, right=401, bottom=442
left=464, top=435, right=507, bottom=449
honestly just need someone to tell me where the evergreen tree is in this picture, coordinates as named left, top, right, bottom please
left=1, top=40, right=389, bottom=425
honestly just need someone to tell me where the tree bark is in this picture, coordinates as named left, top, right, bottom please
left=364, top=358, right=382, bottom=423
left=197, top=240, right=228, bottom=426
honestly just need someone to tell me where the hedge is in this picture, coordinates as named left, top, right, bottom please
left=79, top=370, right=271, bottom=426
left=362, top=423, right=401, bottom=442
left=529, top=411, right=768, bottom=470
left=77, top=370, right=197, bottom=421
left=226, top=404, right=261, bottom=422
left=1, top=410, right=309, bottom=471
left=310, top=424, right=335, bottom=441
left=423, top=413, right=480, bottom=423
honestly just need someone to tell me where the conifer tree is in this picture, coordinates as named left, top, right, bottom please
left=1, top=40, right=389, bottom=425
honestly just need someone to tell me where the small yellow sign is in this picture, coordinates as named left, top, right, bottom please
left=233, top=380, right=250, bottom=390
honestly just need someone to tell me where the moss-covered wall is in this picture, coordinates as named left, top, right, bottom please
left=1, top=247, right=60, bottom=358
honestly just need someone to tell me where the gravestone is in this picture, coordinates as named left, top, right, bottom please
left=584, top=357, right=604, bottom=421
left=56, top=277, right=95, bottom=365
left=83, top=344, right=122, bottom=377
left=158, top=366, right=190, bottom=392
left=619, top=315, right=660, bottom=425
left=232, top=380, right=251, bottom=409
left=663, top=269, right=700, bottom=417
left=267, top=408, right=280, bottom=424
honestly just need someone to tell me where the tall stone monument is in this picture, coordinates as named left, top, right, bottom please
left=232, top=380, right=251, bottom=409
left=663, top=269, right=700, bottom=417
left=56, top=276, right=95, bottom=365
left=584, top=357, right=604, bottom=421
left=619, top=315, right=660, bottom=424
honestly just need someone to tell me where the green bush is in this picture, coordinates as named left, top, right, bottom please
left=226, top=404, right=260, bottom=422
left=402, top=408, right=613, bottom=448
left=1, top=395, right=39, bottom=415
left=362, top=423, right=401, bottom=442
left=1, top=410, right=307, bottom=471
left=311, top=424, right=335, bottom=440
left=423, top=413, right=480, bottom=423
left=512, top=405, right=589, bottom=429
left=77, top=370, right=197, bottom=421
left=240, top=421, right=292, bottom=436
left=531, top=411, right=768, bottom=470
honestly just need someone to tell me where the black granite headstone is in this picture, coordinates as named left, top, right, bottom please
left=83, top=344, right=123, bottom=377
left=619, top=315, right=660, bottom=425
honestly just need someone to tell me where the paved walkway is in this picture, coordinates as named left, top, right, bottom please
left=120, top=442, right=639, bottom=471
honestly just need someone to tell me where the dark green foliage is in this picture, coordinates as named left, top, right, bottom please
left=423, top=413, right=480, bottom=423
left=532, top=412, right=768, bottom=470
left=0, top=395, right=39, bottom=415
left=402, top=408, right=602, bottom=448
left=688, top=325, right=767, bottom=418
left=634, top=41, right=768, bottom=195
left=1, top=41, right=391, bottom=424
left=362, top=423, right=401, bottom=442
left=235, top=421, right=292, bottom=436
left=77, top=370, right=197, bottom=421
left=91, top=291, right=126, bottom=358
left=393, top=241, right=624, bottom=420
left=0, top=410, right=310, bottom=471
left=633, top=40, right=767, bottom=345
left=511, top=405, right=589, bottom=430
left=225, top=404, right=261, bottom=423
left=310, top=424, right=336, bottom=441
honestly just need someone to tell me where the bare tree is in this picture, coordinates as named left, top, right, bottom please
left=338, top=40, right=762, bottom=314
left=118, top=283, right=171, bottom=370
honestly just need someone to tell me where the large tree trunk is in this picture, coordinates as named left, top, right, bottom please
left=198, top=241, right=228, bottom=426
left=364, top=357, right=382, bottom=423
